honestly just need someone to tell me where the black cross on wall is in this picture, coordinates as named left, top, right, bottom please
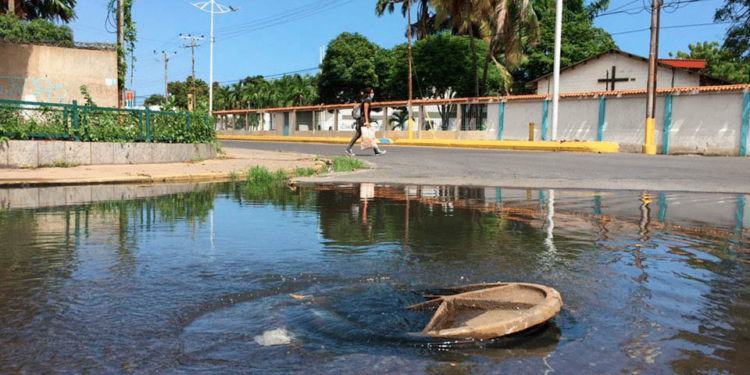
left=598, top=66, right=630, bottom=91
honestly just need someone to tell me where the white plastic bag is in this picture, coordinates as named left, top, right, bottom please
left=360, top=126, right=378, bottom=149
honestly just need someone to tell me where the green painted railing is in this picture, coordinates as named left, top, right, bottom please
left=0, top=99, right=215, bottom=143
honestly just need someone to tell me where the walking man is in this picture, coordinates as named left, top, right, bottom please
left=345, top=87, right=386, bottom=156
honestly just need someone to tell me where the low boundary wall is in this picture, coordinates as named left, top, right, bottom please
left=0, top=141, right=217, bottom=168
left=215, top=85, right=750, bottom=156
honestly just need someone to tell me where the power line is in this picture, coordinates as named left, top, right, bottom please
left=596, top=0, right=717, bottom=17
left=216, top=67, right=320, bottom=85
left=187, top=0, right=356, bottom=41
left=610, top=21, right=732, bottom=35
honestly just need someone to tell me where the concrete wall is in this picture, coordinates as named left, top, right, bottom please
left=0, top=141, right=217, bottom=168
left=217, top=89, right=750, bottom=155
left=0, top=42, right=118, bottom=107
left=535, top=52, right=700, bottom=94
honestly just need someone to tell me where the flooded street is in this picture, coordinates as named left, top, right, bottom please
left=1, top=182, right=748, bottom=374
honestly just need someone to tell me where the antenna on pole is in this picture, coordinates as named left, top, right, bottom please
left=190, top=0, right=237, bottom=118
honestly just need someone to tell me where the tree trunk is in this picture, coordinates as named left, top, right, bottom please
left=466, top=1, right=479, bottom=98
left=480, top=38, right=493, bottom=96
left=7, top=0, right=15, bottom=17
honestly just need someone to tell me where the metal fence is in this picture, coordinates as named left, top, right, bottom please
left=0, top=99, right=211, bottom=143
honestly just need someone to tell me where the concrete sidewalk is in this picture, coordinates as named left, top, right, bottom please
left=0, top=148, right=325, bottom=188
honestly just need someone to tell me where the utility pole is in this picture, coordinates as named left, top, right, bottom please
left=191, top=1, right=237, bottom=117
left=117, top=0, right=124, bottom=108
left=181, top=34, right=204, bottom=110
left=644, top=0, right=662, bottom=155
left=156, top=51, right=177, bottom=103
left=407, top=0, right=414, bottom=139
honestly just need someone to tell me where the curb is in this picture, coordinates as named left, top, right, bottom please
left=218, top=135, right=619, bottom=153
left=0, top=162, right=330, bottom=189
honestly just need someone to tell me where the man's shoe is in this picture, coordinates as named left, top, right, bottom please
left=375, top=150, right=386, bottom=156
left=344, top=149, right=354, bottom=156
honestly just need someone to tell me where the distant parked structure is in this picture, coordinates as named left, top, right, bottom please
left=529, top=49, right=731, bottom=94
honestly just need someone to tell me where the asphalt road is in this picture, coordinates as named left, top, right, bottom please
left=221, top=140, right=750, bottom=194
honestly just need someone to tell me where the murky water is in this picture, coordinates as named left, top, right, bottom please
left=1, top=183, right=748, bottom=374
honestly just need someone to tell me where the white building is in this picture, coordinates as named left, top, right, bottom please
left=529, top=49, right=730, bottom=94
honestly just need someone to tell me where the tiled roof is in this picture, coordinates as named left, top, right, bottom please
left=213, top=84, right=750, bottom=115
left=658, top=59, right=706, bottom=69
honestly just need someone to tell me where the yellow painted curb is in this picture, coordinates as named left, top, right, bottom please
left=219, top=135, right=619, bottom=153
left=393, top=139, right=619, bottom=153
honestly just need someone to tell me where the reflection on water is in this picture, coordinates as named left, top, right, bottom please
left=0, top=182, right=748, bottom=374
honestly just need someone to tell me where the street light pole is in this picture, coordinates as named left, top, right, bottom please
left=190, top=1, right=236, bottom=117
left=407, top=0, right=414, bottom=139
left=551, top=0, right=563, bottom=141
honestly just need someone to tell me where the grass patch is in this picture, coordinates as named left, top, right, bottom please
left=331, top=156, right=365, bottom=172
left=294, top=167, right=317, bottom=177
left=246, top=165, right=278, bottom=184
left=228, top=171, right=239, bottom=182
left=45, top=160, right=76, bottom=168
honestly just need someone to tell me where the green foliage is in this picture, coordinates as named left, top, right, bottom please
left=107, top=0, right=137, bottom=95
left=387, top=33, right=505, bottom=99
left=514, top=0, right=617, bottom=92
left=168, top=77, right=209, bottom=110
left=715, top=0, right=750, bottom=61
left=246, top=165, right=279, bottom=184
left=331, top=156, right=365, bottom=172
left=144, top=94, right=166, bottom=107
left=0, top=13, right=73, bottom=46
left=45, top=160, right=75, bottom=168
left=0, top=99, right=216, bottom=145
left=670, top=41, right=750, bottom=83
left=318, top=32, right=392, bottom=104
left=3, top=0, right=77, bottom=23
left=294, top=167, right=317, bottom=177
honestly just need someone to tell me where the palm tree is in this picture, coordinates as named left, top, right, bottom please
left=3, top=0, right=77, bottom=23
left=432, top=0, right=480, bottom=97
left=389, top=108, right=411, bottom=130
left=477, top=0, right=539, bottom=95
left=375, top=0, right=441, bottom=40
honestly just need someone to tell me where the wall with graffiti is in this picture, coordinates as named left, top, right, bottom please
left=0, top=42, right=118, bottom=107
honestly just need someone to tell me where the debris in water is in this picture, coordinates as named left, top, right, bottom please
left=290, top=294, right=312, bottom=300
left=254, top=328, right=293, bottom=346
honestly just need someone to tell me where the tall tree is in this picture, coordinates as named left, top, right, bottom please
left=318, top=32, right=391, bottom=104
left=670, top=41, right=749, bottom=83
left=715, top=0, right=750, bottom=62
left=476, top=0, right=539, bottom=95
left=2, top=0, right=77, bottom=22
left=433, top=0, right=481, bottom=97
left=375, top=0, right=442, bottom=39
left=514, top=0, right=616, bottom=93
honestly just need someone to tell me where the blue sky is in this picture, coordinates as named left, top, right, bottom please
left=67, top=0, right=731, bottom=104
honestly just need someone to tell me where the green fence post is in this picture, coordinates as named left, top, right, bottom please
left=597, top=97, right=606, bottom=142
left=72, top=100, right=79, bottom=141
left=63, top=106, right=69, bottom=138
left=145, top=107, right=151, bottom=142
left=741, top=92, right=749, bottom=156
left=541, top=100, right=549, bottom=141
left=138, top=111, right=144, bottom=140
left=497, top=102, right=505, bottom=140
left=662, top=94, right=673, bottom=155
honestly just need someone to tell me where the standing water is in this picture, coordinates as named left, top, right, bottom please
left=0, top=182, right=748, bottom=374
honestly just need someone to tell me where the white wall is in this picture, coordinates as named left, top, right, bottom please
left=535, top=53, right=701, bottom=94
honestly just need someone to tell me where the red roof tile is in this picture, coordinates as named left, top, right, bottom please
left=658, top=59, right=706, bottom=69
